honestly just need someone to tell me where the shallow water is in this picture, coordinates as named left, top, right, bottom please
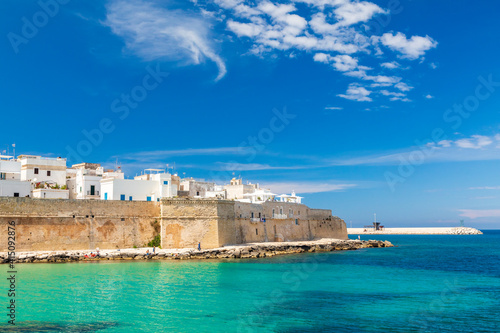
left=1, top=231, right=499, bottom=332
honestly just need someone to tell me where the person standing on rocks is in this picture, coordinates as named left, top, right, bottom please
left=198, top=242, right=201, bottom=251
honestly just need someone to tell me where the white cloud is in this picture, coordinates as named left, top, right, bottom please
left=425, top=94, right=434, bottom=99
left=469, top=186, right=500, bottom=190
left=325, top=106, right=343, bottom=110
left=459, top=209, right=500, bottom=219
left=455, top=135, right=493, bottom=149
left=438, top=140, right=452, bottom=147
left=338, top=83, right=372, bottom=101
left=381, top=61, right=400, bottom=69
left=105, top=0, right=227, bottom=81
left=332, top=54, right=359, bottom=71
left=262, top=180, right=357, bottom=194
left=395, top=82, right=413, bottom=92
left=333, top=1, right=387, bottom=26
left=380, top=32, right=438, bottom=59
left=189, top=0, right=439, bottom=100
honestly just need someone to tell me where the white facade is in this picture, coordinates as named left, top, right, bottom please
left=67, top=163, right=124, bottom=200
left=0, top=156, right=21, bottom=180
left=240, top=189, right=276, bottom=204
left=101, top=171, right=177, bottom=201
left=0, top=156, right=30, bottom=197
left=32, top=188, right=69, bottom=199
left=0, top=180, right=31, bottom=197
left=277, top=191, right=303, bottom=204
left=19, top=155, right=67, bottom=186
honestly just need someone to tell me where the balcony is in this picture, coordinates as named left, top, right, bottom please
left=250, top=218, right=261, bottom=223
left=273, top=214, right=288, bottom=219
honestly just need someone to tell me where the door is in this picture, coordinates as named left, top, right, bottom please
left=90, top=185, right=95, bottom=196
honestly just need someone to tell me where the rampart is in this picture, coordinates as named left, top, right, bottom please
left=0, top=197, right=347, bottom=251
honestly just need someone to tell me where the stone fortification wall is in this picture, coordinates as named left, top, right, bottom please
left=0, top=198, right=160, bottom=251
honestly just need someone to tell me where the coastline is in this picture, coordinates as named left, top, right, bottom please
left=1, top=238, right=393, bottom=264
left=347, top=227, right=483, bottom=235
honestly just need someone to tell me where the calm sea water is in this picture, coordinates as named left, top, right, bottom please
left=1, top=231, right=499, bottom=332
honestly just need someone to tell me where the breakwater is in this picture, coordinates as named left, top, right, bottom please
left=0, top=238, right=393, bottom=264
left=347, top=227, right=483, bottom=235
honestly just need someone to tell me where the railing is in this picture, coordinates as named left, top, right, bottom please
left=250, top=218, right=261, bottom=222
left=273, top=214, right=288, bottom=219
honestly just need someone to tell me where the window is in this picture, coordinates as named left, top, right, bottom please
left=13, top=193, right=19, bottom=197
left=258, top=212, right=261, bottom=218
left=256, top=228, right=258, bottom=235
left=280, top=207, right=283, bottom=215
left=0, top=173, right=5, bottom=180
left=157, top=198, right=160, bottom=202
left=47, top=171, right=51, bottom=176
left=104, top=193, right=108, bottom=200
left=34, top=168, right=39, bottom=174
left=272, top=209, right=275, bottom=216
left=147, top=196, right=152, bottom=202
left=120, top=194, right=125, bottom=201
left=295, top=219, right=299, bottom=225
left=163, top=181, right=169, bottom=185
left=251, top=212, right=254, bottom=218
left=129, top=196, right=133, bottom=201
left=196, top=191, right=200, bottom=196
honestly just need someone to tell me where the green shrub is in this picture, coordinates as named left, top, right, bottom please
left=147, top=234, right=161, bottom=247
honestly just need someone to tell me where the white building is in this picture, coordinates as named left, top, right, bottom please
left=67, top=163, right=124, bottom=200
left=19, top=155, right=67, bottom=186
left=101, top=169, right=177, bottom=201
left=179, top=178, right=221, bottom=198
left=32, top=188, right=69, bottom=199
left=277, top=191, right=303, bottom=204
left=0, top=155, right=31, bottom=197
left=241, top=188, right=276, bottom=204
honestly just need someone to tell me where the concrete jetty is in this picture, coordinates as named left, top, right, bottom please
left=1, top=238, right=393, bottom=264
left=347, top=227, right=483, bottom=235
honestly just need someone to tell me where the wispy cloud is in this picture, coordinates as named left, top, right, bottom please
left=213, top=162, right=309, bottom=171
left=378, top=32, right=438, bottom=60
left=193, top=0, right=437, bottom=102
left=459, top=209, right=500, bottom=219
left=469, top=186, right=500, bottom=190
left=115, top=147, right=248, bottom=161
left=261, top=180, right=358, bottom=194
left=104, top=0, right=226, bottom=81
left=338, top=83, right=372, bottom=102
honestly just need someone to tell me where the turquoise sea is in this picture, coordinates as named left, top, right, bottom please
left=2, top=230, right=500, bottom=332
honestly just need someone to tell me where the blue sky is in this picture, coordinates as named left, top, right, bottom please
left=2, top=0, right=500, bottom=228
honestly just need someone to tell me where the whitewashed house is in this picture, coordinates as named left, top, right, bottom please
left=66, top=163, right=124, bottom=200
left=0, top=155, right=31, bottom=197
left=18, top=155, right=69, bottom=199
left=101, top=169, right=177, bottom=201
left=19, top=155, right=67, bottom=185
left=277, top=191, right=303, bottom=204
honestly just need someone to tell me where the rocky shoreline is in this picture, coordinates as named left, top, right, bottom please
left=1, top=239, right=393, bottom=264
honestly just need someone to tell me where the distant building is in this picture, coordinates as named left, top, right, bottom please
left=101, top=169, right=177, bottom=201
left=66, top=163, right=124, bottom=200
left=19, top=155, right=67, bottom=186
left=224, top=178, right=259, bottom=200
left=277, top=191, right=303, bottom=204
left=0, top=155, right=31, bottom=197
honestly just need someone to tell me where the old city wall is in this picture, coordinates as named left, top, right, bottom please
left=160, top=199, right=222, bottom=249
left=0, top=198, right=347, bottom=251
left=233, top=202, right=347, bottom=244
left=0, top=197, right=160, bottom=251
